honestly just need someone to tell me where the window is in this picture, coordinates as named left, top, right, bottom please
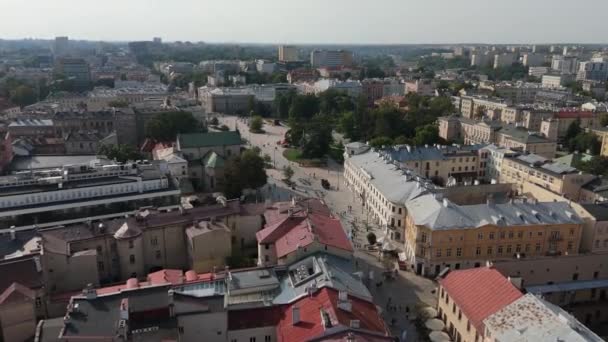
left=96, top=245, right=103, bottom=254
left=151, top=236, right=158, bottom=246
left=498, top=246, right=503, bottom=255
left=128, top=240, right=134, bottom=249
left=567, top=241, right=574, bottom=251
left=265, top=336, right=271, bottom=342
left=155, top=250, right=161, bottom=259
left=476, top=247, right=481, bottom=256
left=506, top=245, right=512, bottom=253
left=98, top=261, right=104, bottom=271
left=436, top=249, right=442, bottom=257
left=265, top=255, right=270, bottom=262
left=477, top=233, right=483, bottom=240
left=517, top=231, right=523, bottom=238
left=179, top=327, right=184, bottom=333
left=250, top=338, right=257, bottom=342
left=487, top=246, right=493, bottom=255
left=456, top=248, right=462, bottom=257
left=458, top=309, right=462, bottom=320
left=129, top=255, right=135, bottom=264
left=35, top=297, right=42, bottom=308
left=500, top=232, right=505, bottom=239
left=265, top=244, right=269, bottom=250
left=535, top=243, right=541, bottom=252
left=489, top=232, right=495, bottom=240
left=467, top=320, right=471, bottom=332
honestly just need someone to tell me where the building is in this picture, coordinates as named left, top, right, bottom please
left=256, top=199, right=353, bottom=266
left=438, top=117, right=557, bottom=158
left=437, top=267, right=603, bottom=342
left=287, top=69, right=318, bottom=84
left=541, top=74, right=572, bottom=88
left=546, top=110, right=600, bottom=140
left=577, top=59, right=608, bottom=82
left=493, top=82, right=541, bottom=104
left=278, top=45, right=298, bottom=62
left=528, top=66, right=550, bottom=78
left=39, top=200, right=264, bottom=295
left=65, top=131, right=116, bottom=154
left=493, top=53, right=517, bottom=69
left=522, top=53, right=547, bottom=67
left=499, top=153, right=595, bottom=200
left=0, top=282, right=37, bottom=342
left=582, top=81, right=607, bottom=100
left=551, top=55, right=578, bottom=75
left=0, top=158, right=180, bottom=229
left=256, top=59, right=276, bottom=74
left=405, top=194, right=583, bottom=276
left=308, top=79, right=362, bottom=98
left=54, top=57, right=91, bottom=89
left=404, top=79, right=436, bottom=97
left=480, top=144, right=518, bottom=183
left=199, top=84, right=296, bottom=114
left=459, top=95, right=509, bottom=119
left=361, top=79, right=385, bottom=104
left=176, top=131, right=242, bottom=191
left=310, top=50, right=354, bottom=68
left=52, top=36, right=69, bottom=57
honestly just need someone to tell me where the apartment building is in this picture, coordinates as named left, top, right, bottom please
left=39, top=200, right=264, bottom=295
left=404, top=79, right=436, bottom=97
left=499, top=153, right=595, bottom=200
left=493, top=82, right=540, bottom=104
left=54, top=57, right=91, bottom=89
left=522, top=52, right=547, bottom=67
left=310, top=49, right=354, bottom=68
left=541, top=74, right=573, bottom=89
left=404, top=193, right=583, bottom=276
left=552, top=55, right=578, bottom=75
left=438, top=117, right=557, bottom=158
left=577, top=59, right=608, bottom=82
left=278, top=45, right=298, bottom=62
left=480, top=144, right=518, bottom=183
left=384, top=144, right=486, bottom=185
left=437, top=267, right=603, bottom=342
left=493, top=53, right=517, bottom=69
left=540, top=110, right=600, bottom=140
left=528, top=66, right=550, bottom=78
left=459, top=96, right=509, bottom=119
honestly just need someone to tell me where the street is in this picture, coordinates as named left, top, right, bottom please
left=218, top=115, right=438, bottom=340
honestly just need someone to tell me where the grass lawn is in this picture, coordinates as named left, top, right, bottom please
left=282, top=148, right=326, bottom=167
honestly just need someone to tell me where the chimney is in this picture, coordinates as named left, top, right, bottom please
left=337, top=291, right=352, bottom=312
left=9, top=228, right=16, bottom=241
left=82, top=283, right=97, bottom=300
left=292, top=306, right=301, bottom=325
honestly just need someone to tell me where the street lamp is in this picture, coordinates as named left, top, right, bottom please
left=274, top=146, right=277, bottom=168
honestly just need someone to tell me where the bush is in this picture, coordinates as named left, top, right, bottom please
left=249, top=115, right=264, bottom=133
left=367, top=232, right=377, bottom=245
left=210, top=117, right=219, bottom=126
left=218, top=124, right=229, bottom=131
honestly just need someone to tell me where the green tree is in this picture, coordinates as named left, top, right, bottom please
left=209, top=117, right=219, bottom=126
left=369, top=136, right=393, bottom=148
left=249, top=115, right=264, bottom=133
left=283, top=165, right=294, bottom=183
left=98, top=144, right=142, bottom=163
left=600, top=114, right=608, bottom=127
left=568, top=132, right=601, bottom=155
left=300, top=114, right=333, bottom=158
left=576, top=156, right=608, bottom=176
left=276, top=94, right=290, bottom=119
left=366, top=232, right=377, bottom=245
left=108, top=99, right=129, bottom=108
left=145, top=111, right=202, bottom=141
left=222, top=150, right=268, bottom=198
left=10, top=85, right=36, bottom=107
left=413, top=124, right=440, bottom=146
left=565, top=119, right=582, bottom=142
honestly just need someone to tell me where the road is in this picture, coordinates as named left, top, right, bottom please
left=218, top=115, right=437, bottom=341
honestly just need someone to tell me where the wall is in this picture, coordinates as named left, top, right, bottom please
left=0, top=296, right=36, bottom=342
left=116, top=236, right=145, bottom=280
left=437, top=284, right=481, bottom=342
left=178, top=311, right=227, bottom=342
left=227, top=326, right=276, bottom=342
left=188, top=228, right=232, bottom=273
left=42, top=249, right=99, bottom=293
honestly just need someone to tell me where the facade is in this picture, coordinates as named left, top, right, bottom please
left=186, top=220, right=232, bottom=272
left=278, top=45, right=298, bottom=62
left=522, top=53, right=547, bottom=67
left=310, top=50, right=354, bottom=68
left=0, top=282, right=37, bottom=342
left=199, top=84, right=296, bottom=114
left=65, top=131, right=116, bottom=154
left=499, top=153, right=595, bottom=200
left=493, top=53, right=517, bottom=69
left=0, top=158, right=180, bottom=229
left=541, top=74, right=572, bottom=88
left=528, top=66, right=550, bottom=78
left=405, top=193, right=583, bottom=276
left=577, top=59, right=608, bottom=82
left=404, top=79, right=436, bottom=97
left=54, top=57, right=91, bottom=89
left=53, top=36, right=69, bottom=57
left=459, top=95, right=509, bottom=119
left=480, top=144, right=518, bottom=183
left=551, top=55, right=579, bottom=75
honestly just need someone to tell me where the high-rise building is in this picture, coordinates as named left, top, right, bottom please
left=310, top=49, right=354, bottom=68
left=54, top=57, right=91, bottom=89
left=53, top=36, right=69, bottom=57
left=577, top=58, right=608, bottom=81
left=278, top=45, right=298, bottom=62
left=153, top=37, right=162, bottom=44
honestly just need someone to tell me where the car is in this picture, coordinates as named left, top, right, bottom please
left=321, top=179, right=330, bottom=190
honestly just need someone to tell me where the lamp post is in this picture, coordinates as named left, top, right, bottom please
left=274, top=146, right=277, bottom=168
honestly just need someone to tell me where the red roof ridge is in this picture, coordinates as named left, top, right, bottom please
left=0, top=282, right=36, bottom=305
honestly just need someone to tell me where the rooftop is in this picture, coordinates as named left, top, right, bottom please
left=384, top=144, right=486, bottom=162
left=483, top=294, right=603, bottom=342
left=509, top=153, right=580, bottom=177
left=406, top=194, right=581, bottom=230
left=439, top=267, right=523, bottom=334
left=581, top=202, right=608, bottom=221
left=8, top=118, right=53, bottom=127
left=498, top=124, right=550, bottom=144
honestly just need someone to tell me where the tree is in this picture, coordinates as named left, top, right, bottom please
left=300, top=114, right=333, bottom=158
left=98, top=144, right=142, bottom=163
left=366, top=232, right=377, bottom=245
left=222, top=150, right=268, bottom=198
left=249, top=115, right=264, bottom=133
left=568, top=132, right=601, bottom=155
left=10, top=85, right=36, bottom=107
left=276, top=94, right=290, bottom=119
left=576, top=156, right=608, bottom=176
left=413, top=124, right=440, bottom=146
left=145, top=111, right=202, bottom=141
left=369, top=136, right=393, bottom=149
left=283, top=165, right=294, bottom=184
left=209, top=117, right=219, bottom=126
left=247, top=97, right=256, bottom=116
left=565, top=118, right=582, bottom=142
left=600, top=114, right=608, bottom=127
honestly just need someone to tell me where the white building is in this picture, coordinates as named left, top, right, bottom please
left=256, top=60, right=276, bottom=74
left=577, top=58, right=608, bottom=82
left=311, top=79, right=362, bottom=97
left=551, top=55, right=578, bottom=75
left=541, top=74, right=572, bottom=89
left=493, top=53, right=517, bottom=69
left=479, top=144, right=518, bottom=183
left=528, top=66, right=550, bottom=78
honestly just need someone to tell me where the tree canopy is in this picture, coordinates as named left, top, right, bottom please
left=98, top=144, right=142, bottom=163
left=145, top=111, right=203, bottom=141
left=222, top=149, right=268, bottom=198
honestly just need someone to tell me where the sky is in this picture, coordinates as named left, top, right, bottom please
left=2, top=0, right=608, bottom=44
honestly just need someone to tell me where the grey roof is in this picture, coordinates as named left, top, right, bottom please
left=582, top=177, right=608, bottom=195
left=527, top=278, right=608, bottom=294
left=347, top=149, right=431, bottom=204
left=385, top=144, right=486, bottom=163
left=8, top=119, right=53, bottom=127
left=228, top=267, right=280, bottom=292
left=9, top=155, right=102, bottom=171
left=498, top=124, right=549, bottom=144
left=37, top=317, right=65, bottom=342
left=511, top=153, right=579, bottom=176
left=406, top=194, right=582, bottom=230
left=517, top=154, right=547, bottom=165
left=483, top=294, right=603, bottom=342
left=345, top=142, right=367, bottom=149
left=581, top=203, right=608, bottom=221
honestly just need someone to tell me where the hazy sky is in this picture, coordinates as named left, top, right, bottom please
left=2, top=0, right=608, bottom=44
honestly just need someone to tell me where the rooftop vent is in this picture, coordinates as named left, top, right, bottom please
left=292, top=306, right=301, bottom=325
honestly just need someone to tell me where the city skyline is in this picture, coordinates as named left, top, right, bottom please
left=2, top=0, right=608, bottom=44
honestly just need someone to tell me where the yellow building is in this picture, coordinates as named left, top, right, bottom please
left=500, top=153, right=595, bottom=201
left=404, top=193, right=583, bottom=276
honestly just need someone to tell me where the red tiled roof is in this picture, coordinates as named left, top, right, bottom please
left=0, top=282, right=36, bottom=305
left=276, top=288, right=388, bottom=342
left=228, top=306, right=283, bottom=330
left=147, top=269, right=184, bottom=285
left=555, top=111, right=594, bottom=119
left=438, top=268, right=522, bottom=334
